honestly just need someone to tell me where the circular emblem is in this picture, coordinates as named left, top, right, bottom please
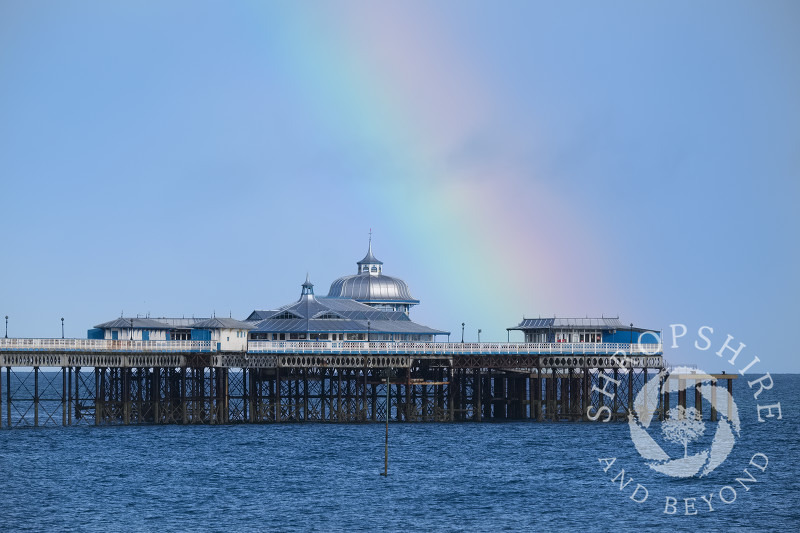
left=628, top=368, right=741, bottom=478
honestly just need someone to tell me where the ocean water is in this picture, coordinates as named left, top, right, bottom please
left=0, top=375, right=797, bottom=532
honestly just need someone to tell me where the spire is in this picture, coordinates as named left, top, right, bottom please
left=357, top=231, right=383, bottom=274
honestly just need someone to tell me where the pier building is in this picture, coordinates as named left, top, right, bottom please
left=508, top=317, right=659, bottom=344
left=246, top=275, right=446, bottom=342
left=90, top=317, right=209, bottom=342
left=90, top=244, right=446, bottom=346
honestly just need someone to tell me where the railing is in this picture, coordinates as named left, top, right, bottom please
left=0, top=338, right=663, bottom=356
left=246, top=341, right=663, bottom=355
left=0, top=338, right=212, bottom=353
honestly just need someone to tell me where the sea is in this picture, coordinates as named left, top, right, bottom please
left=0, top=374, right=797, bottom=532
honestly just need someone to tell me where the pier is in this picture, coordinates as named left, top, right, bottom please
left=0, top=338, right=731, bottom=428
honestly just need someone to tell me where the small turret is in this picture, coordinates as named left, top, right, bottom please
left=301, top=274, right=315, bottom=297
left=357, top=231, right=383, bottom=275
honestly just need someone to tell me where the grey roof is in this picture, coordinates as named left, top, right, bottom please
left=95, top=317, right=215, bottom=329
left=508, top=317, right=630, bottom=331
left=357, top=243, right=383, bottom=265
left=247, top=310, right=277, bottom=321
left=327, top=273, right=418, bottom=303
left=95, top=317, right=187, bottom=330
left=148, top=317, right=208, bottom=327
left=192, top=318, right=255, bottom=330
left=245, top=303, right=409, bottom=323
left=250, top=317, right=447, bottom=335
left=251, top=296, right=415, bottom=322
left=248, top=294, right=447, bottom=335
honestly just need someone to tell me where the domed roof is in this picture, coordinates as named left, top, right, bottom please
left=327, top=273, right=419, bottom=304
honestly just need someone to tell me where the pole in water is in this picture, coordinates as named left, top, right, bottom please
left=381, top=368, right=389, bottom=476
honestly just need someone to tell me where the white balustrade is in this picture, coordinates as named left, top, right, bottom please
left=246, top=340, right=662, bottom=355
left=0, top=338, right=211, bottom=352
left=0, top=337, right=662, bottom=356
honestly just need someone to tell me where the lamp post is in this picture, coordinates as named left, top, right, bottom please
left=4, top=315, right=7, bottom=338
left=461, top=322, right=465, bottom=343
left=367, top=321, right=371, bottom=344
left=478, top=329, right=481, bottom=343
left=630, top=323, right=634, bottom=353
left=130, top=318, right=134, bottom=341
left=61, top=317, right=65, bottom=339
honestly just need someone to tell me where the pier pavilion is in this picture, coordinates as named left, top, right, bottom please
left=246, top=276, right=447, bottom=343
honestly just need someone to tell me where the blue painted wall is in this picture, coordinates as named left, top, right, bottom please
left=603, top=329, right=661, bottom=343
left=192, top=329, right=211, bottom=341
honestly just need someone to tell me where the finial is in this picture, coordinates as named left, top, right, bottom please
left=368, top=228, right=373, bottom=252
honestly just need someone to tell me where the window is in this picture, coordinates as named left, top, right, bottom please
left=272, top=311, right=300, bottom=320
left=169, top=330, right=191, bottom=341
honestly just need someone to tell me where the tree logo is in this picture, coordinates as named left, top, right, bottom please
left=662, top=406, right=705, bottom=458
left=628, top=369, right=741, bottom=478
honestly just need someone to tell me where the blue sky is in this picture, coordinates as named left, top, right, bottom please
left=1, top=1, right=798, bottom=371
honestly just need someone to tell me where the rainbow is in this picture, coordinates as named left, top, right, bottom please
left=244, top=3, right=617, bottom=339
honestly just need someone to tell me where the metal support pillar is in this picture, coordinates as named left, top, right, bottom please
left=62, top=367, right=68, bottom=426
left=273, top=369, right=279, bottom=422
left=582, top=367, right=589, bottom=421
left=34, top=366, right=39, bottom=427
left=710, top=378, right=718, bottom=422
left=181, top=367, right=188, bottom=424
left=727, top=378, right=733, bottom=419
left=123, top=368, right=130, bottom=425
left=68, top=367, right=73, bottom=425
left=5, top=366, right=10, bottom=427
left=95, top=368, right=101, bottom=425
left=628, top=368, right=633, bottom=415
left=695, top=379, right=702, bottom=418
